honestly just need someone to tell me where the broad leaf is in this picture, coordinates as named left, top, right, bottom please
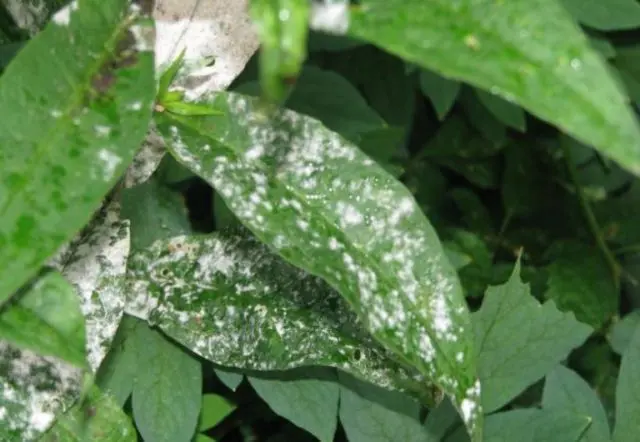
left=0, top=0, right=155, bottom=303
left=543, top=365, right=611, bottom=442
left=155, top=91, right=482, bottom=438
left=131, top=322, right=202, bottom=442
left=0, top=270, right=86, bottom=367
left=198, top=393, right=236, bottom=432
left=125, top=232, right=432, bottom=402
left=249, top=368, right=339, bottom=441
left=608, top=311, right=640, bottom=356
left=0, top=343, right=82, bottom=441
left=42, top=386, right=137, bottom=442
left=419, top=69, right=460, bottom=120
left=473, top=260, right=592, bottom=412
left=214, top=369, right=244, bottom=392
left=560, top=0, right=640, bottom=31
left=346, top=0, right=640, bottom=175
left=613, top=326, right=640, bottom=442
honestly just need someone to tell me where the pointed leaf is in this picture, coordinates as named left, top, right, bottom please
left=198, top=393, right=236, bottom=432
left=613, top=326, right=640, bottom=442
left=0, top=0, right=155, bottom=303
left=214, top=369, right=244, bottom=391
left=154, top=91, right=482, bottom=438
left=126, top=232, right=431, bottom=401
left=473, top=261, right=592, bottom=412
left=560, top=0, right=640, bottom=31
left=0, top=270, right=86, bottom=367
left=419, top=69, right=460, bottom=120
left=158, top=48, right=186, bottom=101
left=346, top=0, right=640, bottom=175
left=474, top=89, right=526, bottom=131
left=543, top=365, right=611, bottom=442
left=608, top=311, right=640, bottom=356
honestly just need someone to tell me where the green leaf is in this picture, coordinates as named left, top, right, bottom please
left=121, top=175, right=192, bottom=252
left=158, top=48, right=186, bottom=102
left=0, top=0, right=155, bottom=303
left=250, top=0, right=309, bottom=102
left=155, top=91, right=482, bottom=438
left=459, top=89, right=508, bottom=146
left=214, top=369, right=244, bottom=391
left=442, top=229, right=493, bottom=298
left=419, top=69, right=460, bottom=120
left=613, top=326, right=640, bottom=442
left=608, top=311, right=640, bottom=355
left=474, top=88, right=526, bottom=131
left=0, top=343, right=81, bottom=441
left=543, top=365, right=611, bottom=442
left=473, top=260, right=592, bottom=412
left=163, top=101, right=225, bottom=117
left=0, top=270, right=86, bottom=367
left=131, top=323, right=202, bottom=442
left=42, top=385, right=137, bottom=442
left=338, top=372, right=433, bottom=442
left=347, top=0, right=640, bottom=175
left=560, top=0, right=640, bottom=31
left=544, top=242, right=618, bottom=330
left=248, top=368, right=339, bottom=441
left=501, top=143, right=548, bottom=218
left=198, top=393, right=236, bottom=432
left=424, top=397, right=462, bottom=440
left=125, top=232, right=430, bottom=402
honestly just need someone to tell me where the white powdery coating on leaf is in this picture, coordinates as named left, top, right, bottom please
left=4, top=0, right=51, bottom=34
left=0, top=342, right=82, bottom=440
left=309, top=0, right=350, bottom=35
left=124, top=128, right=166, bottom=188
left=154, top=0, right=259, bottom=98
left=51, top=202, right=130, bottom=372
left=460, top=379, right=482, bottom=430
left=51, top=0, right=78, bottom=26
left=97, top=148, right=121, bottom=181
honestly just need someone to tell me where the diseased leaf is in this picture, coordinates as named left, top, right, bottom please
left=0, top=270, right=86, bottom=368
left=1, top=0, right=65, bottom=35
left=0, top=342, right=82, bottom=441
left=0, top=0, right=155, bottom=303
left=125, top=232, right=431, bottom=402
left=155, top=91, right=482, bottom=438
left=560, top=0, right=640, bottom=31
left=42, top=385, right=137, bottom=442
left=249, top=368, right=339, bottom=441
left=419, top=69, right=460, bottom=120
left=346, top=0, right=640, bottom=175
left=474, top=88, right=526, bottom=131
left=544, top=242, right=618, bottom=330
left=608, top=311, right=640, bottom=356
left=543, top=365, right=611, bottom=442
left=131, top=322, right=202, bottom=442
left=613, top=326, right=640, bottom=442
left=473, top=260, right=592, bottom=413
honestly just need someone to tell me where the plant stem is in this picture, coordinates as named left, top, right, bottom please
left=562, top=142, right=621, bottom=288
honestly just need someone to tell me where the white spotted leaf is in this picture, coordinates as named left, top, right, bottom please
left=154, top=91, right=482, bottom=440
left=0, top=0, right=155, bottom=304
left=125, top=231, right=432, bottom=403
left=346, top=0, right=640, bottom=176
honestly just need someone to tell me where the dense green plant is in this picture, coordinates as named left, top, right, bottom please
left=2, top=0, right=640, bottom=441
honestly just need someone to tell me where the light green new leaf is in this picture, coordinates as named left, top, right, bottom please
left=473, top=261, right=592, bottom=413
left=42, top=386, right=137, bottom=442
left=249, top=368, right=339, bottom=441
left=0, top=270, right=86, bottom=367
left=419, top=69, right=460, bottom=120
left=613, top=326, right=640, bottom=442
left=347, top=0, right=640, bottom=175
left=544, top=242, right=618, bottom=330
left=608, top=311, right=640, bottom=355
left=250, top=0, right=309, bottom=102
left=198, top=393, right=236, bottom=432
left=0, top=343, right=82, bottom=441
left=125, top=232, right=432, bottom=402
left=560, top=0, right=640, bottom=31
left=0, top=0, right=155, bottom=303
left=154, top=91, right=482, bottom=438
left=131, top=323, right=202, bottom=442
left=543, top=365, right=611, bottom=442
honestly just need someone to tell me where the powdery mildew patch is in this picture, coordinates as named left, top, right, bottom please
left=125, top=231, right=429, bottom=398
left=157, top=91, right=482, bottom=434
left=0, top=342, right=81, bottom=441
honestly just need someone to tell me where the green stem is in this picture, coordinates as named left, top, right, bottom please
left=562, top=143, right=621, bottom=288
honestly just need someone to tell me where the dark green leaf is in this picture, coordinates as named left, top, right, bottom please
left=347, top=0, right=640, bottom=175
left=131, top=323, right=202, bottom=442
left=608, top=311, right=640, bottom=355
left=0, top=270, right=86, bottom=367
left=449, top=188, right=495, bottom=234
left=459, top=89, right=508, bottom=146
left=543, top=365, right=611, bottom=442
left=560, top=0, right=640, bottom=31
left=473, top=260, right=592, bottom=412
left=501, top=143, right=549, bottom=218
left=424, top=397, right=462, bottom=441
left=613, top=326, right=640, bottom=442
left=544, top=242, right=618, bottom=330
left=474, top=88, right=526, bottom=131
left=419, top=69, right=460, bottom=120
left=155, top=91, right=482, bottom=438
left=42, top=386, right=137, bottom=442
left=307, top=30, right=364, bottom=52
left=588, top=36, right=615, bottom=59
left=125, top=232, right=430, bottom=401
left=198, top=393, right=236, bottom=432
left=0, top=0, right=155, bottom=303
left=214, top=369, right=244, bottom=391
left=249, top=368, right=339, bottom=441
